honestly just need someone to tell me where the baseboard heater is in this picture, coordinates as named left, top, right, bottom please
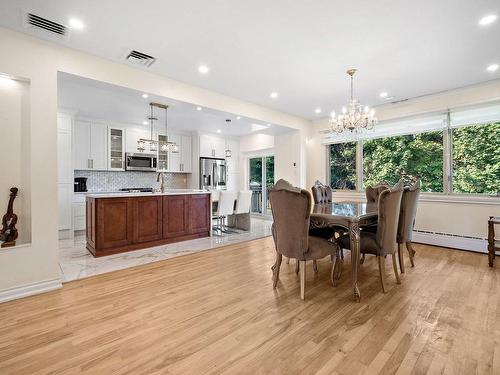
left=412, top=229, right=494, bottom=254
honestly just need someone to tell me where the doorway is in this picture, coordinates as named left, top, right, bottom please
left=248, top=156, right=274, bottom=216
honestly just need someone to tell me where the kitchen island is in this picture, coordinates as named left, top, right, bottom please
left=86, top=190, right=211, bottom=257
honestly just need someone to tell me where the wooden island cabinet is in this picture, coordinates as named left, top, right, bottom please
left=86, top=192, right=211, bottom=257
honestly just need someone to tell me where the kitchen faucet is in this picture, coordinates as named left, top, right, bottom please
left=157, top=172, right=165, bottom=193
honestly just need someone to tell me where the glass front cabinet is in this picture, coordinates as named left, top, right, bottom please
left=108, top=127, right=125, bottom=170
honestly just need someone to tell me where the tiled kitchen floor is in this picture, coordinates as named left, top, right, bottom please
left=58, top=217, right=273, bottom=282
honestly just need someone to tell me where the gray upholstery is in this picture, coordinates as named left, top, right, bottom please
left=270, top=179, right=336, bottom=261
left=397, top=180, right=421, bottom=243
left=365, top=181, right=390, bottom=203
left=338, top=181, right=404, bottom=256
left=311, top=180, right=333, bottom=204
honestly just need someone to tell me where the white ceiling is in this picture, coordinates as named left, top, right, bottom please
left=1, top=0, right=499, bottom=120
left=58, top=72, right=291, bottom=136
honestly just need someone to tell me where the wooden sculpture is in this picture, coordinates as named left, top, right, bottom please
left=0, top=187, right=19, bottom=248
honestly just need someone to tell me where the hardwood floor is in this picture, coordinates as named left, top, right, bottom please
left=1, top=237, right=499, bottom=374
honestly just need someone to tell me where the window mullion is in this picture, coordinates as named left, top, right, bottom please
left=443, top=111, right=452, bottom=194
left=356, top=140, right=363, bottom=192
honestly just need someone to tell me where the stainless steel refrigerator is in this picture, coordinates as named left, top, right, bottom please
left=199, top=158, right=227, bottom=190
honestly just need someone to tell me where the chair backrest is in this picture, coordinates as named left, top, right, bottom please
left=270, top=179, right=311, bottom=259
left=376, top=181, right=404, bottom=255
left=234, top=190, right=252, bottom=214
left=217, top=191, right=237, bottom=216
left=365, top=181, right=390, bottom=203
left=397, top=179, right=421, bottom=243
left=210, top=190, right=220, bottom=203
left=311, top=181, right=332, bottom=204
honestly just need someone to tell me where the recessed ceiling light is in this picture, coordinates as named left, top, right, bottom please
left=487, top=63, right=499, bottom=72
left=379, top=92, right=388, bottom=98
left=479, top=14, right=497, bottom=26
left=236, top=116, right=241, bottom=120
left=270, top=91, right=279, bottom=99
left=216, top=129, right=221, bottom=133
left=196, top=106, right=202, bottom=111
left=198, top=65, right=209, bottom=74
left=68, top=17, right=85, bottom=30
left=142, top=120, right=148, bottom=125
left=142, top=93, right=149, bottom=99
left=266, top=123, right=271, bottom=127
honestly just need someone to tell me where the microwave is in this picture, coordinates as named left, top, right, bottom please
left=125, top=153, right=157, bottom=171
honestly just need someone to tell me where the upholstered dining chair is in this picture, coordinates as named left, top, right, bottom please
left=311, top=180, right=333, bottom=204
left=396, top=179, right=421, bottom=273
left=337, top=181, right=404, bottom=293
left=270, top=179, right=337, bottom=300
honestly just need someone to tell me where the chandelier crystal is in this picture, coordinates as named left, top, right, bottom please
left=328, top=69, right=377, bottom=133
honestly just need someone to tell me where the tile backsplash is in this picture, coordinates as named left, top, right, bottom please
left=74, top=170, right=188, bottom=192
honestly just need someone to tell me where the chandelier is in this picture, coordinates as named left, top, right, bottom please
left=328, top=69, right=377, bottom=133
left=137, top=102, right=179, bottom=153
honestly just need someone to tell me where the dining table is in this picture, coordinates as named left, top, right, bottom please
left=310, top=201, right=378, bottom=302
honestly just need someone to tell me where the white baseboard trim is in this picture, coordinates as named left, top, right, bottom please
left=0, top=278, right=62, bottom=304
left=412, top=231, right=488, bottom=253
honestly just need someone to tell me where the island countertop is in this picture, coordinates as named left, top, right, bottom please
left=86, top=189, right=210, bottom=199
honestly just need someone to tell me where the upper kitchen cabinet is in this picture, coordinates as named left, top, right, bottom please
left=166, top=133, right=192, bottom=173
left=108, top=127, right=125, bottom=170
left=199, top=134, right=226, bottom=159
left=125, top=127, right=150, bottom=154
left=73, top=120, right=108, bottom=170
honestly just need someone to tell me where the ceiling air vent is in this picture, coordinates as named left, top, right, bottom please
left=126, top=50, right=156, bottom=67
left=24, top=12, right=69, bottom=38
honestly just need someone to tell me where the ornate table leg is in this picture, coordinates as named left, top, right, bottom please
left=349, top=222, right=361, bottom=302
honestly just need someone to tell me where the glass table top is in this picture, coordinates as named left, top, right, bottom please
left=312, top=201, right=377, bottom=218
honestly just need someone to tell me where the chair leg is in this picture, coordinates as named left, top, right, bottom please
left=377, top=256, right=387, bottom=293
left=299, top=260, right=306, bottom=300
left=313, top=260, right=318, bottom=273
left=331, top=248, right=342, bottom=287
left=392, top=253, right=401, bottom=284
left=272, top=253, right=282, bottom=289
left=398, top=243, right=405, bottom=274
left=295, top=259, right=299, bottom=274
left=406, top=242, right=416, bottom=267
left=360, top=253, right=366, bottom=265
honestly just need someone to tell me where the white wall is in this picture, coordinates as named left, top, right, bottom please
left=306, top=80, right=500, bottom=240
left=0, top=27, right=309, bottom=301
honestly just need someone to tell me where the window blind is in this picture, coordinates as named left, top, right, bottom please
left=450, top=102, right=500, bottom=128
left=321, top=112, right=447, bottom=144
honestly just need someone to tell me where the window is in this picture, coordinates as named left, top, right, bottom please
left=363, top=131, right=444, bottom=192
left=328, top=142, right=357, bottom=190
left=452, top=122, right=500, bottom=195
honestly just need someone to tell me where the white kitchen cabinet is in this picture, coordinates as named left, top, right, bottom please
left=181, top=135, right=192, bottom=172
left=73, top=120, right=108, bottom=170
left=108, top=127, right=125, bottom=170
left=57, top=113, right=73, bottom=231
left=125, top=127, right=150, bottom=153
left=57, top=114, right=73, bottom=183
left=90, top=122, right=108, bottom=170
left=58, top=184, right=73, bottom=230
left=166, top=134, right=192, bottom=173
left=199, top=134, right=226, bottom=159
left=73, top=120, right=91, bottom=170
left=168, top=134, right=181, bottom=172
left=72, top=193, right=86, bottom=231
